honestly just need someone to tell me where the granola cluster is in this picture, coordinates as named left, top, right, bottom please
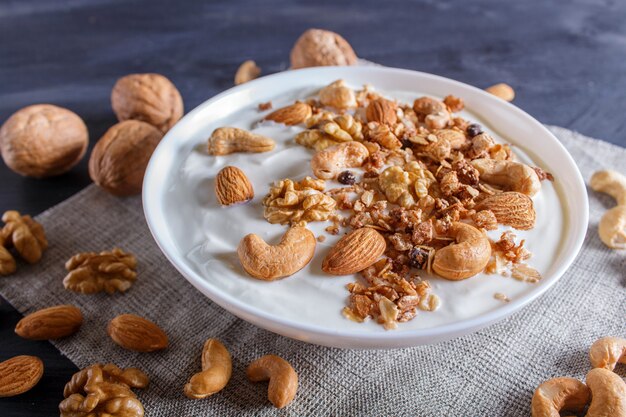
left=259, top=80, right=552, bottom=329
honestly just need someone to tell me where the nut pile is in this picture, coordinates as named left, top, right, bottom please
left=214, top=80, right=552, bottom=329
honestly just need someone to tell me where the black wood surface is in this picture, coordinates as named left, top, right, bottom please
left=1, top=0, right=625, bottom=415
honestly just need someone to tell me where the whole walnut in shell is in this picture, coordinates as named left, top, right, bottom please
left=111, top=73, right=183, bottom=133
left=290, top=29, right=358, bottom=69
left=0, top=104, right=88, bottom=178
left=89, top=120, right=163, bottom=196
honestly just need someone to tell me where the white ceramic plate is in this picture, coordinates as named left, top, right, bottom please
left=143, top=66, right=588, bottom=349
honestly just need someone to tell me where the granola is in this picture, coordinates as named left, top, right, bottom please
left=249, top=80, right=549, bottom=329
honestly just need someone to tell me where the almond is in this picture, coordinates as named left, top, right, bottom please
left=107, top=313, right=168, bottom=352
left=476, top=191, right=536, bottom=230
left=0, top=355, right=44, bottom=397
left=264, top=102, right=312, bottom=125
left=322, top=227, right=386, bottom=275
left=15, top=305, right=82, bottom=340
left=215, top=166, right=254, bottom=206
left=365, top=98, right=397, bottom=125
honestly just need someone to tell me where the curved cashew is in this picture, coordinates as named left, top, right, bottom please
left=589, top=336, right=626, bottom=371
left=247, top=355, right=298, bottom=409
left=585, top=368, right=626, bottom=417
left=590, top=170, right=626, bottom=207
left=311, top=141, right=369, bottom=180
left=597, top=206, right=626, bottom=249
left=591, top=170, right=626, bottom=249
left=432, top=222, right=491, bottom=280
left=531, top=377, right=590, bottom=417
left=472, top=158, right=541, bottom=197
left=184, top=338, right=232, bottom=399
left=237, top=226, right=316, bottom=280
left=208, top=127, right=275, bottom=155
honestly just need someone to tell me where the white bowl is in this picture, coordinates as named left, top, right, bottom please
left=143, top=66, right=588, bottom=349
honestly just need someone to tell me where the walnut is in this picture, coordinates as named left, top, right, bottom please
left=262, top=177, right=336, bottom=225
left=60, top=363, right=148, bottom=417
left=290, top=29, right=358, bottom=69
left=405, top=162, right=436, bottom=199
left=111, top=73, right=183, bottom=133
left=0, top=104, right=88, bottom=178
left=0, top=210, right=48, bottom=275
left=443, top=95, right=465, bottom=112
left=379, top=166, right=416, bottom=208
left=296, top=114, right=362, bottom=151
left=89, top=120, right=163, bottom=196
left=63, top=248, right=137, bottom=294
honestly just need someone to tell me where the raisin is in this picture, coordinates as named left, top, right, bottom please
left=337, top=170, right=356, bottom=185
left=466, top=123, right=483, bottom=137
left=408, top=247, right=429, bottom=269
left=401, top=138, right=413, bottom=149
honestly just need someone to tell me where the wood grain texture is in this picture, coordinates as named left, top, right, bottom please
left=1, top=0, right=625, bottom=415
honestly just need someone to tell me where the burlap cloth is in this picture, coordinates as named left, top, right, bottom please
left=0, top=125, right=624, bottom=416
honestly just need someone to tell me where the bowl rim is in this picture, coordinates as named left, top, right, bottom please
left=143, top=65, right=589, bottom=348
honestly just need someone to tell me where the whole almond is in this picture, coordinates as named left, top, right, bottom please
left=476, top=191, right=536, bottom=230
left=215, top=166, right=254, bottom=206
left=265, top=102, right=312, bottom=125
left=322, top=227, right=386, bottom=275
left=107, top=314, right=168, bottom=352
left=366, top=98, right=397, bottom=125
left=15, top=305, right=83, bottom=340
left=0, top=355, right=44, bottom=397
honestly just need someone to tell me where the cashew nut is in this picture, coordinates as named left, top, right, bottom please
left=585, top=368, right=626, bottom=417
left=237, top=226, right=316, bottom=280
left=590, top=170, right=626, bottom=249
left=432, top=222, right=491, bottom=280
left=598, top=205, right=626, bottom=250
left=184, top=338, right=232, bottom=399
left=472, top=158, right=541, bottom=197
left=311, top=141, right=369, bottom=179
left=591, top=170, right=626, bottom=206
left=589, top=336, right=626, bottom=371
left=247, top=354, right=298, bottom=409
left=531, top=377, right=590, bottom=417
left=208, top=127, right=275, bottom=156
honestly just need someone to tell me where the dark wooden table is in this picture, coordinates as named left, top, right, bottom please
left=1, top=0, right=625, bottom=415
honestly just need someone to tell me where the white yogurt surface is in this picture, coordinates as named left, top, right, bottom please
left=166, top=86, right=565, bottom=333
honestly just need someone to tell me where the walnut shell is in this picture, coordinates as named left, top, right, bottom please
left=111, top=73, right=183, bottom=133
left=290, top=29, right=358, bottom=69
left=89, top=120, right=163, bottom=196
left=0, top=104, right=88, bottom=178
